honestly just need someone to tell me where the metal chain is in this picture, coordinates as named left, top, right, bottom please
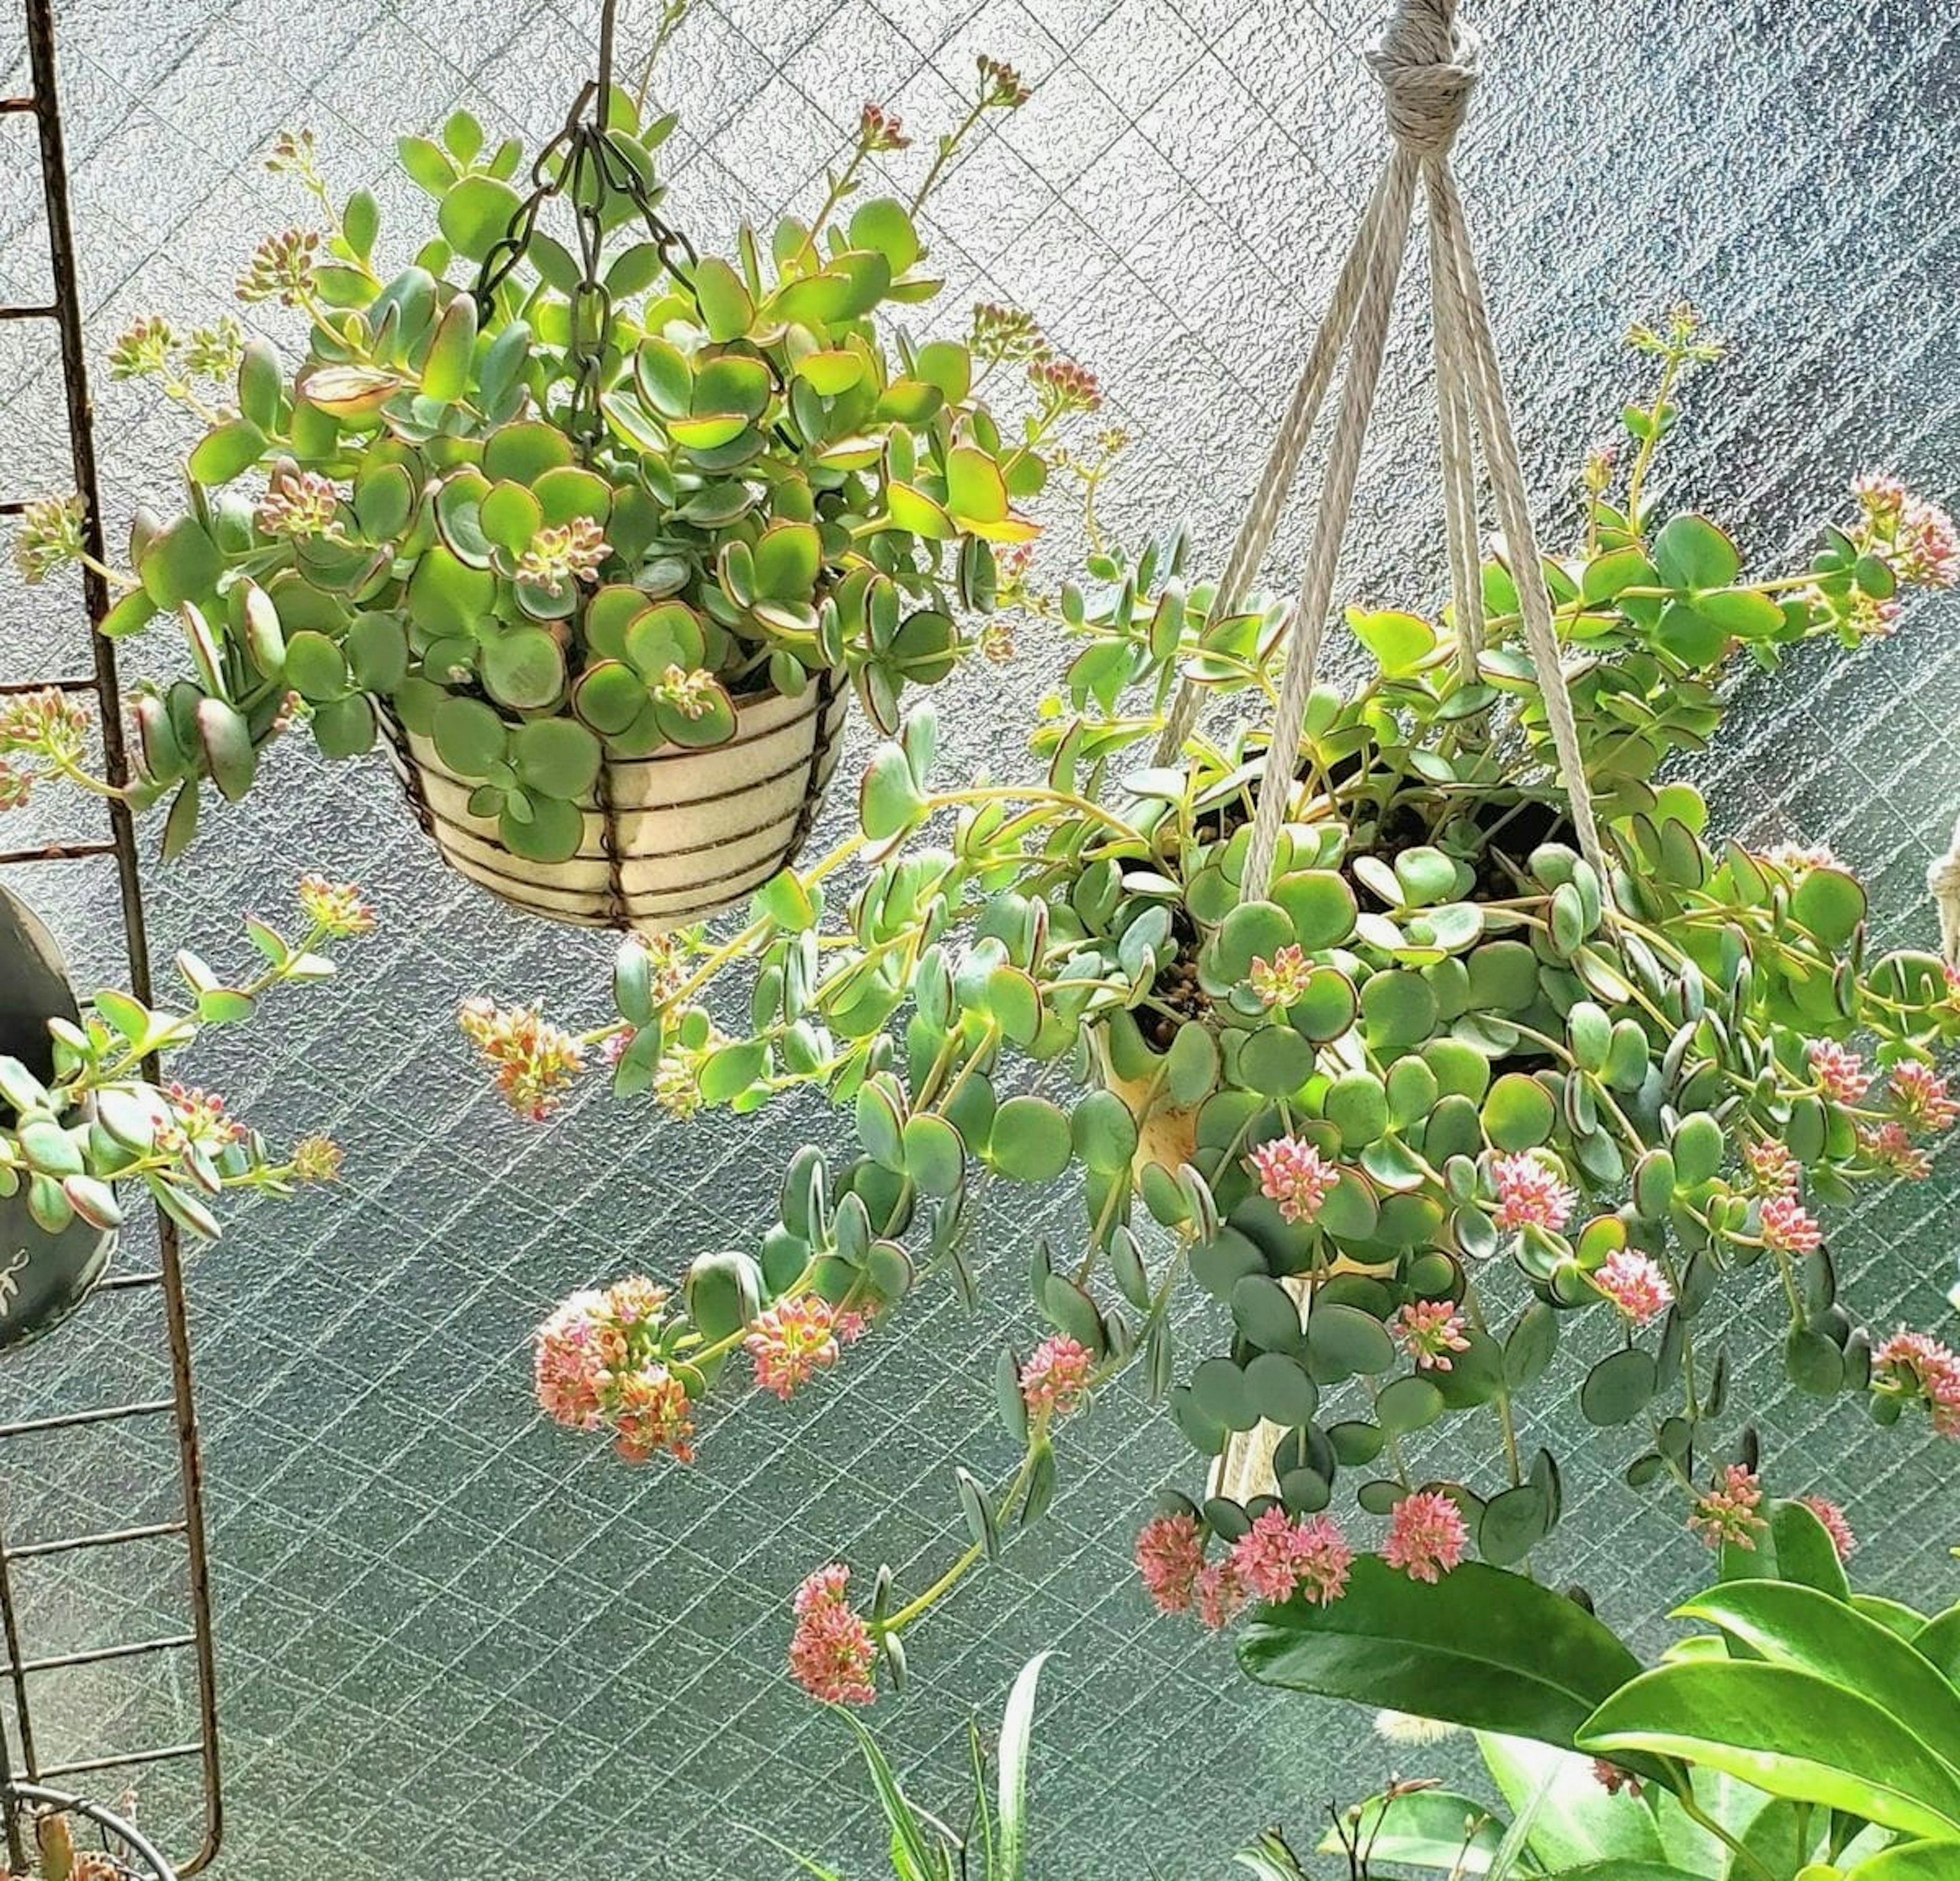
left=469, top=0, right=701, bottom=460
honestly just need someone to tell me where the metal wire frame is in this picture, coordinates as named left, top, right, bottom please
left=2, top=1782, right=178, bottom=1879
left=0, top=0, right=220, bottom=1870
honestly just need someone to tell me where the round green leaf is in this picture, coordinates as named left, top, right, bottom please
left=1580, top=1348, right=1658, bottom=1426
left=1306, top=1303, right=1395, bottom=1381
left=902, top=1112, right=966, bottom=1197
left=1245, top=1351, right=1318, bottom=1426
left=498, top=791, right=583, bottom=863
left=990, top=1096, right=1071, bottom=1182
left=511, top=717, right=601, bottom=800
left=481, top=627, right=567, bottom=710
left=1325, top=1070, right=1389, bottom=1148
left=1375, top=1374, right=1444, bottom=1435
left=1070, top=1088, right=1139, bottom=1176
left=1272, top=870, right=1357, bottom=949
left=431, top=695, right=507, bottom=777
left=1482, top=1074, right=1555, bottom=1151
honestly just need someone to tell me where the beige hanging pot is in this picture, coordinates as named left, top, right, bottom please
left=378, top=674, right=848, bottom=933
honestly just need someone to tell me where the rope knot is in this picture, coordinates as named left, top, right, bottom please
left=1368, top=0, right=1481, bottom=157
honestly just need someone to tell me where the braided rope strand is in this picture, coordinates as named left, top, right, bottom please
left=1241, top=145, right=1421, bottom=898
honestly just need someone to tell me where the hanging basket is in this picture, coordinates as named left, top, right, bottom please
left=378, top=672, right=850, bottom=933
left=0, top=889, right=117, bottom=1353
left=3, top=1783, right=178, bottom=1879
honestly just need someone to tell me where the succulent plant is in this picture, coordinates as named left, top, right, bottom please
left=493, top=319, right=1959, bottom=1698
left=14, top=60, right=1090, bottom=864
left=0, top=870, right=367, bottom=1248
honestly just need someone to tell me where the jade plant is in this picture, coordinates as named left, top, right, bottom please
left=0, top=859, right=366, bottom=1245
left=489, top=314, right=1958, bottom=1697
left=9, top=57, right=1093, bottom=863
left=1244, top=1499, right=1960, bottom=1879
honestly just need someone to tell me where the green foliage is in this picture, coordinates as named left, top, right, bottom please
left=83, top=78, right=1079, bottom=838
left=1264, top=1518, right=1960, bottom=1880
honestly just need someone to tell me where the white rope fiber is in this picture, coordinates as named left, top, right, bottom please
left=1158, top=0, right=1611, bottom=902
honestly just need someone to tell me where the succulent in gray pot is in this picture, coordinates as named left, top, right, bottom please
left=0, top=864, right=370, bottom=1348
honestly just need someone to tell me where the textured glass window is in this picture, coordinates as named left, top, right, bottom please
left=1, top=2, right=1955, bottom=1874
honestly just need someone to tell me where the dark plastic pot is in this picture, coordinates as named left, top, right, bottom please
left=0, top=888, right=116, bottom=1352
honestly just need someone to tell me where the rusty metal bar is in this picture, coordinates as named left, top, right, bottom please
left=6, top=1521, right=189, bottom=1561
left=17, top=1743, right=203, bottom=1784
left=0, top=841, right=119, bottom=866
left=0, top=3, right=223, bottom=1868
left=0, top=1399, right=174, bottom=1441
left=1, top=1632, right=196, bottom=1678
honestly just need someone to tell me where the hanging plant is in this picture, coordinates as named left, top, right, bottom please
left=482, top=305, right=1959, bottom=1698
left=11, top=52, right=1096, bottom=929
left=0, top=862, right=368, bottom=1347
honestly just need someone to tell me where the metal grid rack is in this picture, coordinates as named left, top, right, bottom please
left=0, top=0, right=219, bottom=1870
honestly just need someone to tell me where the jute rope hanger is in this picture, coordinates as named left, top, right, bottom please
left=1155, top=0, right=1610, bottom=905
left=1192, top=0, right=1615, bottom=1509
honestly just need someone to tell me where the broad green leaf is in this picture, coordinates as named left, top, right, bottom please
left=1239, top=1558, right=1656, bottom=1774
left=1768, top=1500, right=1852, bottom=1603
left=1579, top=1662, right=1960, bottom=1841
left=1675, top=1581, right=1960, bottom=1777
left=1849, top=1842, right=1960, bottom=1879
left=1478, top=1732, right=1668, bottom=1869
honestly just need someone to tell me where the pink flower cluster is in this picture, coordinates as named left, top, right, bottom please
left=1758, top=1194, right=1822, bottom=1255
left=745, top=1295, right=867, bottom=1402
left=1744, top=1136, right=1799, bottom=1196
left=1135, top=1506, right=1353, bottom=1629
left=1873, top=1330, right=1960, bottom=1439
left=533, top=1278, right=697, bottom=1464
left=1247, top=1135, right=1336, bottom=1225
left=789, top=1565, right=878, bottom=1706
left=1392, top=1301, right=1470, bottom=1372
left=1688, top=1464, right=1765, bottom=1550
left=1858, top=1121, right=1931, bottom=1180
left=1020, top=1334, right=1093, bottom=1419
left=1853, top=473, right=1958, bottom=589
left=1890, top=1061, right=1959, bottom=1134
left=1594, top=1249, right=1672, bottom=1327
left=1807, top=1039, right=1872, bottom=1105
left=1380, top=1490, right=1468, bottom=1583
left=1138, top=1493, right=1465, bottom=1628
left=1490, top=1152, right=1575, bottom=1235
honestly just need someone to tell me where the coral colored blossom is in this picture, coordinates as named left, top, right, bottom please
left=1807, top=1039, right=1872, bottom=1104
left=1858, top=1121, right=1931, bottom=1179
left=1743, top=1137, right=1799, bottom=1196
left=1247, top=1136, right=1336, bottom=1225
left=789, top=1564, right=878, bottom=1705
left=1891, top=1061, right=1959, bottom=1134
left=1759, top=1194, right=1822, bottom=1254
left=1392, top=1300, right=1471, bottom=1371
left=745, top=1295, right=867, bottom=1401
left=458, top=997, right=586, bottom=1119
left=1382, top=1490, right=1468, bottom=1583
left=1688, top=1464, right=1765, bottom=1550
left=1595, top=1249, right=1673, bottom=1327
left=1489, top=1152, right=1575, bottom=1235
left=533, top=1290, right=611, bottom=1429
left=1228, top=1507, right=1353, bottom=1607
left=1136, top=1512, right=1207, bottom=1615
left=1798, top=1496, right=1856, bottom=1562
left=1874, top=1330, right=1960, bottom=1439
left=612, top=1365, right=696, bottom=1463
left=1193, top=1558, right=1246, bottom=1631
left=1019, top=1334, right=1094, bottom=1418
